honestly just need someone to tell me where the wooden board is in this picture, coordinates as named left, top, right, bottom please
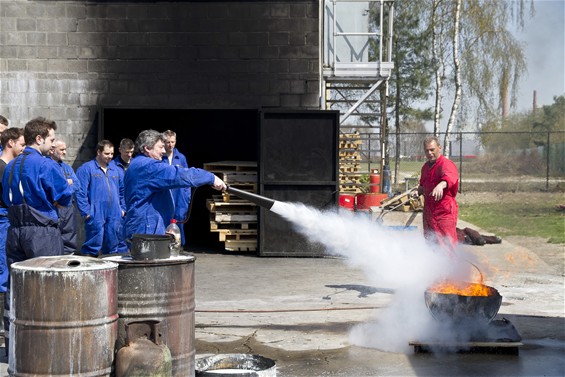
left=379, top=187, right=419, bottom=209
left=214, top=171, right=257, bottom=184
left=209, top=221, right=257, bottom=230
left=206, top=198, right=257, bottom=212
left=210, top=228, right=257, bottom=242
left=211, top=212, right=257, bottom=223
left=225, top=239, right=257, bottom=252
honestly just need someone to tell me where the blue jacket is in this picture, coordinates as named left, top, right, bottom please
left=162, top=148, right=192, bottom=221
left=124, top=154, right=215, bottom=239
left=2, top=147, right=72, bottom=220
left=75, top=159, right=125, bottom=219
left=110, top=156, right=130, bottom=179
left=57, top=160, right=80, bottom=196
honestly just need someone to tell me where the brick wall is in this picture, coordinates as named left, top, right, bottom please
left=0, top=1, right=320, bottom=165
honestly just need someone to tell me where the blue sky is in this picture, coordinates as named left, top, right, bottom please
left=513, top=0, right=565, bottom=112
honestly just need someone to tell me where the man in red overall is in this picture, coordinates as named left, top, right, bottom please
left=418, top=136, right=459, bottom=252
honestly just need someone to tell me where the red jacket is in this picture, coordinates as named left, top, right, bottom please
left=419, top=154, right=459, bottom=249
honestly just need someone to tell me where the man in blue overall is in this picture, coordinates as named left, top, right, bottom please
left=2, top=117, right=72, bottom=263
left=0, top=127, right=25, bottom=338
left=50, top=137, right=81, bottom=254
left=124, top=129, right=226, bottom=241
left=2, top=117, right=72, bottom=357
left=76, top=140, right=127, bottom=256
left=162, top=130, right=191, bottom=247
left=0, top=128, right=25, bottom=292
left=109, top=138, right=135, bottom=252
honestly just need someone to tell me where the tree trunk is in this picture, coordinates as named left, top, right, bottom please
left=431, top=0, right=444, bottom=136
left=444, top=0, right=462, bottom=158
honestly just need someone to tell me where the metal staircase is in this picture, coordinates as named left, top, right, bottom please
left=320, top=0, right=395, bottom=193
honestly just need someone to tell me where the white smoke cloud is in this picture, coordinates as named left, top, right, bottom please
left=270, top=201, right=487, bottom=353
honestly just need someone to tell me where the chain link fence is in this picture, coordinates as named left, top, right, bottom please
left=340, top=131, right=565, bottom=193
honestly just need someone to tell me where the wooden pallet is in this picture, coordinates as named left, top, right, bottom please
left=209, top=221, right=257, bottom=230
left=225, top=239, right=257, bottom=252
left=339, top=166, right=361, bottom=173
left=339, top=153, right=362, bottom=160
left=206, top=198, right=256, bottom=212
left=210, top=212, right=257, bottom=223
left=339, top=184, right=363, bottom=193
left=214, top=171, right=257, bottom=184
left=339, top=132, right=361, bottom=140
left=221, top=183, right=257, bottom=199
left=203, top=161, right=257, bottom=172
left=339, top=161, right=361, bottom=166
left=214, top=229, right=257, bottom=242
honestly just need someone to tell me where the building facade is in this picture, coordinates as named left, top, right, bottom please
left=0, top=1, right=320, bottom=166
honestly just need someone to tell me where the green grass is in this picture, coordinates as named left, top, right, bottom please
left=458, top=202, right=565, bottom=244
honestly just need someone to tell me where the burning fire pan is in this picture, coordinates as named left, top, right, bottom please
left=425, top=282, right=502, bottom=325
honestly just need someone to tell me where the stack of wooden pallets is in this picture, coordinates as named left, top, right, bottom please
left=203, top=161, right=258, bottom=253
left=339, top=132, right=363, bottom=193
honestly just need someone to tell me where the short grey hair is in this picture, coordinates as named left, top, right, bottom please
left=423, top=136, right=440, bottom=147
left=135, top=129, right=165, bottom=155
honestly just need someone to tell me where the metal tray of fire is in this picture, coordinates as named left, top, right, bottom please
left=410, top=318, right=523, bottom=355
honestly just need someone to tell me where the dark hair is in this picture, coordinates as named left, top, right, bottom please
left=24, top=117, right=57, bottom=146
left=119, top=138, right=135, bottom=150
left=96, top=139, right=114, bottom=154
left=0, top=115, right=9, bottom=127
left=0, top=127, right=24, bottom=148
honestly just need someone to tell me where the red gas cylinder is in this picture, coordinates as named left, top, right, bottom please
left=369, top=170, right=381, bottom=193
left=338, top=193, right=355, bottom=211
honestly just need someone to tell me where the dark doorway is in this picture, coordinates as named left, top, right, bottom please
left=100, top=107, right=258, bottom=249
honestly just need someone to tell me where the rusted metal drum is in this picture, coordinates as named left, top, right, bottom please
left=106, top=255, right=196, bottom=377
left=9, top=255, right=118, bottom=376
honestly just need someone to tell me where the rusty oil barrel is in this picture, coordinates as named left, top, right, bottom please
left=9, top=255, right=118, bottom=376
left=105, top=255, right=196, bottom=377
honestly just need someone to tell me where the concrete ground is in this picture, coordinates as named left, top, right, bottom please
left=192, top=211, right=564, bottom=377
left=0, top=211, right=563, bottom=376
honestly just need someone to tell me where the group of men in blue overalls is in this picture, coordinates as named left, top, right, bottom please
left=0, top=115, right=227, bottom=357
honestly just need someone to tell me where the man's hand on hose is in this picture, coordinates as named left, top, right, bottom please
left=212, top=176, right=227, bottom=191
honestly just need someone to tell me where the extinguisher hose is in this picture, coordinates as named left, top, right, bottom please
left=176, top=186, right=198, bottom=224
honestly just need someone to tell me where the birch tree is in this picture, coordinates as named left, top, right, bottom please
left=430, top=0, right=446, bottom=136
left=427, top=0, right=531, bottom=156
left=443, top=0, right=461, bottom=156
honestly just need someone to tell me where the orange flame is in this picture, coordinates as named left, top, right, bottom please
left=429, top=281, right=492, bottom=297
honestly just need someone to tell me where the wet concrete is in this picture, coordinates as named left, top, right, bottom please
left=0, top=213, right=563, bottom=376
left=192, top=249, right=564, bottom=377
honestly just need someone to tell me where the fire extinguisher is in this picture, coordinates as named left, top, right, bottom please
left=369, top=169, right=381, bottom=193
